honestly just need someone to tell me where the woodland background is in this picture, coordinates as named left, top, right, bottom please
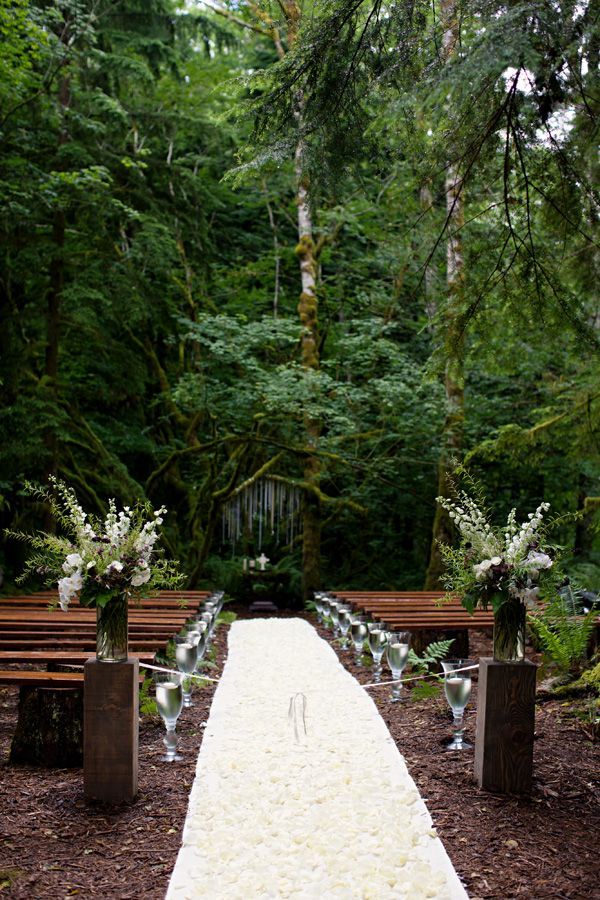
left=0, top=0, right=598, bottom=602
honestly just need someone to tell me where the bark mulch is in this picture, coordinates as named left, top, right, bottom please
left=0, top=611, right=598, bottom=899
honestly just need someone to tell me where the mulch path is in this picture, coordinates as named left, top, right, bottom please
left=0, top=610, right=598, bottom=899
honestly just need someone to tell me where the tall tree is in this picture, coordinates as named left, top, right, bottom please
left=424, top=0, right=466, bottom=588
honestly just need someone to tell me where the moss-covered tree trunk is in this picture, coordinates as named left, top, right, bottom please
left=283, top=1, right=321, bottom=603
left=295, top=129, right=321, bottom=602
left=425, top=0, right=465, bottom=589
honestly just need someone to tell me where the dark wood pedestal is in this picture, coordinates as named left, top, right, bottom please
left=84, top=658, right=139, bottom=803
left=474, top=657, right=536, bottom=795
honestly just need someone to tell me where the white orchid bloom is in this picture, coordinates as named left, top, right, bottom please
left=62, top=553, right=83, bottom=573
left=473, top=559, right=493, bottom=581
left=131, top=569, right=151, bottom=587
left=58, top=571, right=82, bottom=608
left=524, top=551, right=553, bottom=571
left=70, top=571, right=83, bottom=591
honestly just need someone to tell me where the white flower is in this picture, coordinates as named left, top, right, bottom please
left=490, top=556, right=502, bottom=566
left=62, top=553, right=83, bottom=573
left=524, top=551, right=552, bottom=571
left=521, top=586, right=540, bottom=607
left=58, top=571, right=83, bottom=608
left=131, top=569, right=151, bottom=587
left=106, top=560, right=124, bottom=573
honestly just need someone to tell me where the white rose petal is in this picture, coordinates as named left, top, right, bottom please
left=167, top=620, right=467, bottom=900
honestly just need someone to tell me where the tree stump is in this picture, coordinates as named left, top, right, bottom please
left=474, top=658, right=536, bottom=795
left=10, top=686, right=83, bottom=767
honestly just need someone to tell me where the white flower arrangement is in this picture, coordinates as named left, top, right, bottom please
left=10, top=477, right=181, bottom=610
left=437, top=487, right=556, bottom=615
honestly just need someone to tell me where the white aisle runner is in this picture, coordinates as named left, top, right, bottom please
left=166, top=619, right=468, bottom=900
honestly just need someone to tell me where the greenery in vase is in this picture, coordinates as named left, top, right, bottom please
left=8, top=478, right=182, bottom=610
left=436, top=479, right=560, bottom=619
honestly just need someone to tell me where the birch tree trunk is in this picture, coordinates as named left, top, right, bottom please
left=424, top=0, right=465, bottom=589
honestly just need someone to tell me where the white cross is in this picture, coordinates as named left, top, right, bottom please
left=257, top=553, right=270, bottom=571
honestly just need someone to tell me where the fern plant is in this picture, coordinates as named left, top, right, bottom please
left=408, top=639, right=455, bottom=674
left=528, top=589, right=596, bottom=677
left=407, top=639, right=455, bottom=701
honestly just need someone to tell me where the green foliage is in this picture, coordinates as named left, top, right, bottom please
left=217, top=610, right=237, bottom=626
left=0, top=868, right=24, bottom=891
left=139, top=676, right=158, bottom=717
left=408, top=638, right=455, bottom=675
left=410, top=681, right=442, bottom=702
left=528, top=593, right=597, bottom=676
left=0, top=0, right=597, bottom=602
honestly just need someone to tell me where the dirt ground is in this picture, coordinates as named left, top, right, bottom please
left=0, top=611, right=598, bottom=899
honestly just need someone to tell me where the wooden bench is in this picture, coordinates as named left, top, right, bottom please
left=0, top=589, right=211, bottom=610
left=0, top=670, right=146, bottom=686
left=0, top=670, right=86, bottom=687
left=0, top=590, right=217, bottom=672
left=330, top=590, right=494, bottom=655
left=0, top=589, right=219, bottom=765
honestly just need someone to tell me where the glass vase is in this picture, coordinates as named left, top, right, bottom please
left=493, top=598, right=526, bottom=662
left=96, top=593, right=129, bottom=662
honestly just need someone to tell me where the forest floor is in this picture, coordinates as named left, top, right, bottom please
left=0, top=609, right=598, bottom=899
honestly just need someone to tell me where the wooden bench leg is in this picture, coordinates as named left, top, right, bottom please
left=9, top=686, right=83, bottom=767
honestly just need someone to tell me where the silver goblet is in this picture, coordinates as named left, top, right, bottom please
left=350, top=615, right=369, bottom=666
left=442, top=659, right=474, bottom=750
left=385, top=631, right=411, bottom=702
left=337, top=605, right=352, bottom=649
left=153, top=671, right=184, bottom=762
left=367, top=622, right=389, bottom=682
left=174, top=635, right=199, bottom=708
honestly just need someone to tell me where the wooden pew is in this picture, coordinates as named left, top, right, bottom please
left=0, top=588, right=219, bottom=765
left=329, top=590, right=494, bottom=655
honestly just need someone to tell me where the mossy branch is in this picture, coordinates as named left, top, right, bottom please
left=268, top=474, right=367, bottom=513
left=216, top=452, right=284, bottom=501
left=145, top=435, right=245, bottom=494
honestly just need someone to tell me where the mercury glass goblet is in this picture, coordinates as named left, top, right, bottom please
left=313, top=593, right=325, bottom=624
left=197, top=610, right=215, bottom=646
left=337, top=605, right=352, bottom=649
left=321, top=597, right=332, bottom=628
left=329, top=600, right=342, bottom=634
left=185, top=625, right=208, bottom=682
left=350, top=615, right=369, bottom=666
left=199, top=602, right=218, bottom=627
left=386, top=631, right=411, bottom=702
left=210, top=592, right=224, bottom=615
left=368, top=622, right=389, bottom=682
left=174, top=635, right=199, bottom=708
left=153, top=671, right=183, bottom=762
left=443, top=659, right=474, bottom=750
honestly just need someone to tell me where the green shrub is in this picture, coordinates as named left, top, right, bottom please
left=529, top=587, right=596, bottom=676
